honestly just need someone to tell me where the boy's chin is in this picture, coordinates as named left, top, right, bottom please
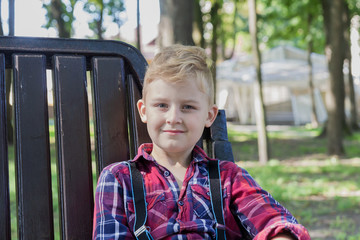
left=153, top=142, right=196, bottom=154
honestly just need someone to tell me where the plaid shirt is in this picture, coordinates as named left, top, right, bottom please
left=93, top=144, right=310, bottom=240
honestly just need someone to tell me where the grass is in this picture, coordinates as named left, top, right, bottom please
left=228, top=124, right=360, bottom=239
left=7, top=123, right=360, bottom=239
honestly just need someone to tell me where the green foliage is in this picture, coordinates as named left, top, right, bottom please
left=42, top=0, right=125, bottom=39
left=257, top=0, right=325, bottom=53
left=347, top=0, right=360, bottom=16
left=42, top=0, right=77, bottom=37
left=83, top=0, right=125, bottom=39
left=197, top=0, right=251, bottom=56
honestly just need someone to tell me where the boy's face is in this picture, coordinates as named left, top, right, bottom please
left=137, top=78, right=218, bottom=157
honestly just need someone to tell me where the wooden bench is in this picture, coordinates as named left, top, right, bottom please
left=0, top=36, right=233, bottom=240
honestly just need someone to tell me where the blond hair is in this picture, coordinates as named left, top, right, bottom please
left=143, top=45, right=214, bottom=104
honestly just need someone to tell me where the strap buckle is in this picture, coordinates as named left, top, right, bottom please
left=134, top=225, right=147, bottom=237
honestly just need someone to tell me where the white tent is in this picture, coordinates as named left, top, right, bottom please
left=216, top=46, right=329, bottom=125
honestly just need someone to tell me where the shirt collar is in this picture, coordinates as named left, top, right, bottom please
left=132, top=143, right=212, bottom=164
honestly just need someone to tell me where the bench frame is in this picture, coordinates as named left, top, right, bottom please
left=0, top=36, right=233, bottom=240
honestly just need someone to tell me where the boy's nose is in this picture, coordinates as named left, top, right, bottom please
left=166, top=107, right=182, bottom=124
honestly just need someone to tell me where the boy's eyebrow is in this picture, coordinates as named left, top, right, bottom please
left=148, top=97, right=168, bottom=102
left=181, top=99, right=201, bottom=105
left=149, top=97, right=201, bottom=104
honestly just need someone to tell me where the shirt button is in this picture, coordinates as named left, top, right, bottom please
left=206, top=191, right=211, bottom=196
left=178, top=201, right=184, bottom=206
left=164, top=171, right=170, bottom=177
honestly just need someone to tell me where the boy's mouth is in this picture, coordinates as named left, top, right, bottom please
left=163, top=130, right=184, bottom=135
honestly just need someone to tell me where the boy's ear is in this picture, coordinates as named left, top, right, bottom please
left=137, top=99, right=147, bottom=123
left=205, top=105, right=218, bottom=128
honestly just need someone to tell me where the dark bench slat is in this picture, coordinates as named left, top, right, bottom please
left=0, top=54, right=11, bottom=240
left=127, top=75, right=151, bottom=157
left=13, top=54, right=54, bottom=239
left=52, top=55, right=93, bottom=239
left=91, top=57, right=129, bottom=174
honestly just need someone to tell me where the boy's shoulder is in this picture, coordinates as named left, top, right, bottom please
left=101, top=160, right=132, bottom=179
left=217, top=159, right=238, bottom=173
left=217, top=159, right=252, bottom=179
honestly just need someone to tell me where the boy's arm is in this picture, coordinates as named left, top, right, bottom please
left=229, top=164, right=310, bottom=240
left=92, top=167, right=133, bottom=240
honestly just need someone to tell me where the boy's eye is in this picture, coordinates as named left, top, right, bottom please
left=183, top=105, right=195, bottom=110
left=156, top=103, right=168, bottom=108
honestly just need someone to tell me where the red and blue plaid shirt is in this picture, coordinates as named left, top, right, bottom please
left=93, top=144, right=310, bottom=240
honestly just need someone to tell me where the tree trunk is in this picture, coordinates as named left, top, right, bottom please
left=0, top=0, right=3, bottom=36
left=321, top=0, right=346, bottom=155
left=221, top=2, right=237, bottom=60
left=194, top=0, right=205, bottom=48
left=9, top=0, right=14, bottom=36
left=307, top=40, right=319, bottom=128
left=210, top=2, right=220, bottom=104
left=343, top=2, right=358, bottom=130
left=248, top=0, right=270, bottom=164
left=51, top=0, right=70, bottom=38
left=306, top=13, right=319, bottom=128
left=158, top=0, right=194, bottom=47
left=96, top=0, right=104, bottom=40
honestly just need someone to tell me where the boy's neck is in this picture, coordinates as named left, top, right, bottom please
left=150, top=145, right=193, bottom=189
left=150, top=145, right=192, bottom=169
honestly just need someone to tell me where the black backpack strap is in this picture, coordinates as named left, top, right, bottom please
left=208, top=160, right=227, bottom=240
left=127, top=161, right=154, bottom=240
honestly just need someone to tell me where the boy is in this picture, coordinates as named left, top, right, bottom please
left=93, top=45, right=310, bottom=240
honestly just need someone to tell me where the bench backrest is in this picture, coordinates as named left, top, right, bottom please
left=0, top=36, right=233, bottom=240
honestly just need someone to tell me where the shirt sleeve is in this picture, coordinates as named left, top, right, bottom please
left=228, top=164, right=310, bottom=240
left=92, top=167, right=133, bottom=240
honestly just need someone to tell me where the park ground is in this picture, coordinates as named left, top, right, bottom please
left=228, top=123, right=360, bottom=240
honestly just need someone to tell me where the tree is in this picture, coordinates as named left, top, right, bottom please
left=321, top=0, right=346, bottom=155
left=43, top=0, right=77, bottom=38
left=196, top=0, right=243, bottom=101
left=194, top=0, right=205, bottom=48
left=306, top=11, right=319, bottom=128
left=209, top=1, right=221, bottom=101
left=266, top=0, right=323, bottom=128
left=259, top=0, right=325, bottom=53
left=83, top=0, right=125, bottom=40
left=344, top=1, right=359, bottom=130
left=0, top=0, right=3, bottom=36
left=157, top=0, right=195, bottom=47
left=255, top=0, right=325, bottom=129
left=248, top=0, right=270, bottom=164
left=306, top=38, right=319, bottom=128
left=220, top=1, right=238, bottom=60
left=8, top=0, right=14, bottom=36
left=196, top=0, right=250, bottom=59
left=84, top=0, right=105, bottom=39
